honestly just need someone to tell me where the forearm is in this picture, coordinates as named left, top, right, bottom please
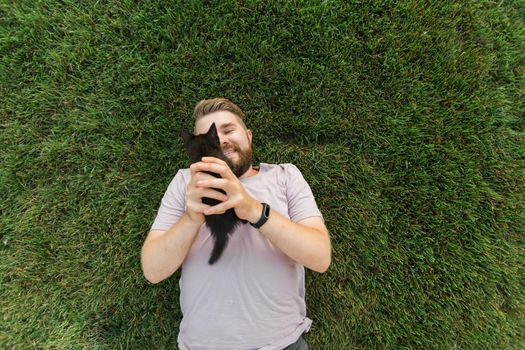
left=256, top=207, right=331, bottom=273
left=141, top=213, right=201, bottom=284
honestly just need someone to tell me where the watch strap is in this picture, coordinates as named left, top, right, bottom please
left=250, top=202, right=270, bottom=229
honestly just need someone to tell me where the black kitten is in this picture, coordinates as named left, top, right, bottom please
left=180, top=123, right=247, bottom=265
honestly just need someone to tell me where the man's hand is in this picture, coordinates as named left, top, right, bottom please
left=185, top=163, right=229, bottom=225
left=190, top=157, right=261, bottom=223
left=190, top=156, right=331, bottom=272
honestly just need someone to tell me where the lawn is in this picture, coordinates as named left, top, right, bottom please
left=1, top=0, right=524, bottom=349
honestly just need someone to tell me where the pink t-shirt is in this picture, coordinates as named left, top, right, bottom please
left=150, top=163, right=324, bottom=350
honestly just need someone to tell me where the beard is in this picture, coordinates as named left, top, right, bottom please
left=223, top=143, right=253, bottom=178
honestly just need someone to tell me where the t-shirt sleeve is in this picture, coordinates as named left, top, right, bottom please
left=150, top=170, right=188, bottom=231
left=285, top=164, right=324, bottom=223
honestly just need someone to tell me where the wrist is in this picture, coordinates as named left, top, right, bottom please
left=248, top=201, right=264, bottom=224
left=249, top=202, right=271, bottom=229
left=184, top=211, right=204, bottom=226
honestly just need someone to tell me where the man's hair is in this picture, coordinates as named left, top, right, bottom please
left=193, top=98, right=247, bottom=130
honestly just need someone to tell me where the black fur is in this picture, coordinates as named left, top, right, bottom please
left=180, top=123, right=247, bottom=264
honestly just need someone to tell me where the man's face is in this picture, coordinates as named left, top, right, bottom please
left=195, top=111, right=253, bottom=177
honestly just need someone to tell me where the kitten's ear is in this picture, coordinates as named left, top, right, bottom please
left=180, top=130, right=193, bottom=148
left=206, top=122, right=220, bottom=146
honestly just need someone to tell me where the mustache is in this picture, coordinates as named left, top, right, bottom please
left=222, top=144, right=240, bottom=153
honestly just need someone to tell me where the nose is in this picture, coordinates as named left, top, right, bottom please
left=219, top=135, right=229, bottom=148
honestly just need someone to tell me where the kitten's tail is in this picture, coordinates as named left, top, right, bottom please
left=209, top=234, right=229, bottom=265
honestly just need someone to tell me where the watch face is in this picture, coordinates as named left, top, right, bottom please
left=264, top=203, right=270, bottom=218
left=251, top=203, right=270, bottom=228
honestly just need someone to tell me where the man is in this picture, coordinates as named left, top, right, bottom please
left=141, top=98, right=331, bottom=350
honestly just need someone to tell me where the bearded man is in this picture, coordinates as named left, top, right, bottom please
left=141, top=98, right=331, bottom=350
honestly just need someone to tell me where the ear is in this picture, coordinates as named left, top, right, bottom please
left=180, top=130, right=193, bottom=148
left=206, top=122, right=220, bottom=145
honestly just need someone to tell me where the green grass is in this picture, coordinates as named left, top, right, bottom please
left=1, top=0, right=524, bottom=349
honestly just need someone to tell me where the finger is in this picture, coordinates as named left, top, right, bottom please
left=190, top=162, right=212, bottom=178
left=201, top=156, right=227, bottom=165
left=190, top=162, right=199, bottom=176
left=197, top=178, right=231, bottom=191
left=204, top=200, right=233, bottom=215
left=189, top=203, right=211, bottom=214
left=193, top=172, right=216, bottom=182
left=198, top=188, right=228, bottom=202
left=189, top=171, right=215, bottom=187
left=193, top=162, right=235, bottom=180
left=190, top=162, right=216, bottom=176
left=192, top=161, right=223, bottom=174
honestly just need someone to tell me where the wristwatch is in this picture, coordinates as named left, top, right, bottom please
left=250, top=202, right=270, bottom=229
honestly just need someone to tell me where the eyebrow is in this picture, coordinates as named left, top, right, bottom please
left=219, top=123, right=237, bottom=130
